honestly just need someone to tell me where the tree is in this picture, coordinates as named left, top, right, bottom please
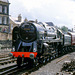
left=61, top=26, right=68, bottom=32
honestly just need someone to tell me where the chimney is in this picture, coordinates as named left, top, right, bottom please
left=35, top=19, right=38, bottom=23
left=24, top=18, right=28, bottom=22
left=18, top=14, right=22, bottom=22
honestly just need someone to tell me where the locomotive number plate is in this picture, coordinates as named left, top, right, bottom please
left=24, top=28, right=30, bottom=30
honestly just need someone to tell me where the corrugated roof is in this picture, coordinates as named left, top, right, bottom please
left=0, top=0, right=9, bottom=3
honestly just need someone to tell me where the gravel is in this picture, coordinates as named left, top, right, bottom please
left=29, top=52, right=75, bottom=75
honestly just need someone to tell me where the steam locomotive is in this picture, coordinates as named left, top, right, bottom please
left=9, top=21, right=75, bottom=66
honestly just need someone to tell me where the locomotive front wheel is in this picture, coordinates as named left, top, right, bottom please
left=17, top=57, right=22, bottom=67
left=28, top=58, right=38, bottom=67
left=28, top=59, right=34, bottom=67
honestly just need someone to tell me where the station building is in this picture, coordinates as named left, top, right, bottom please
left=0, top=0, right=10, bottom=40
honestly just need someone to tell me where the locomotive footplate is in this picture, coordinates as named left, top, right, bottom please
left=10, top=52, right=37, bottom=58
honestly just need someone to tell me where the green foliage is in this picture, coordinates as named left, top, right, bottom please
left=61, top=26, right=68, bottom=32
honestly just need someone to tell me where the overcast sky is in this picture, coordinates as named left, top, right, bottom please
left=9, top=0, right=75, bottom=29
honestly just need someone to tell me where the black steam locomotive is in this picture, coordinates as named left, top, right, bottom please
left=9, top=21, right=75, bottom=66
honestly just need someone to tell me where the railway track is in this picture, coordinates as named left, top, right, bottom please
left=0, top=57, right=13, bottom=61
left=0, top=59, right=16, bottom=65
left=17, top=52, right=75, bottom=75
left=16, top=56, right=54, bottom=75
left=0, top=51, right=74, bottom=75
left=0, top=63, right=28, bottom=75
left=0, top=64, right=18, bottom=75
left=0, top=51, right=10, bottom=58
left=0, top=56, right=16, bottom=66
left=0, top=54, right=9, bottom=58
left=0, top=55, right=52, bottom=75
left=16, top=58, right=55, bottom=75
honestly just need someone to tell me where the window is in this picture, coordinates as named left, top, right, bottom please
left=0, top=27, right=2, bottom=32
left=0, top=16, right=2, bottom=24
left=3, top=27, right=8, bottom=32
left=2, top=27, right=8, bottom=33
left=0, top=5, right=2, bottom=12
left=4, top=6, right=7, bottom=14
left=3, top=17, right=7, bottom=24
left=11, top=24, right=13, bottom=30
